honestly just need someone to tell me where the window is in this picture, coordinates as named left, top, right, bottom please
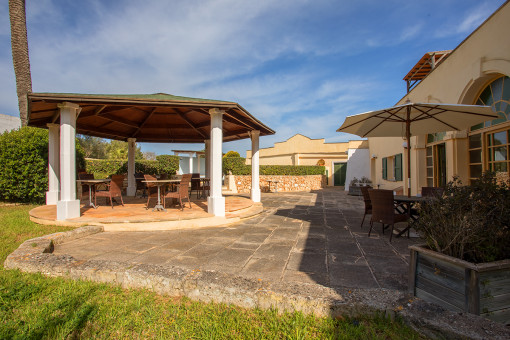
left=471, top=76, right=510, bottom=131
left=468, top=76, right=510, bottom=183
left=382, top=157, right=387, bottom=180
left=487, top=129, right=509, bottom=174
left=382, top=153, right=402, bottom=181
left=394, top=154, right=403, bottom=181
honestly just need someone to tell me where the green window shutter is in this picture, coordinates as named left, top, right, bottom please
left=394, top=153, right=402, bottom=181
left=382, top=157, right=387, bottom=180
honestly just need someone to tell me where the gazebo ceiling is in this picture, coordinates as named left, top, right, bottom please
left=27, top=92, right=275, bottom=143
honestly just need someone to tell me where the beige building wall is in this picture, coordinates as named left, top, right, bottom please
left=246, top=134, right=368, bottom=186
left=369, top=2, right=510, bottom=195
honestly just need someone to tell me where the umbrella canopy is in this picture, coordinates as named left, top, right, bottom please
left=337, top=102, right=498, bottom=196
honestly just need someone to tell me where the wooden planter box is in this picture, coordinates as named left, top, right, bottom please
left=409, top=244, right=510, bottom=324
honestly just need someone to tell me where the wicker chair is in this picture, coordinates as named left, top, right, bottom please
left=163, top=174, right=192, bottom=210
left=144, top=174, right=160, bottom=209
left=421, top=186, right=444, bottom=198
left=189, top=173, right=201, bottom=198
left=360, top=186, right=372, bottom=228
left=78, top=173, right=95, bottom=201
left=94, top=175, right=124, bottom=208
left=368, top=189, right=409, bottom=242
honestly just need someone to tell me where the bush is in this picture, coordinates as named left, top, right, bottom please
left=155, top=155, right=179, bottom=175
left=223, top=157, right=250, bottom=175
left=223, top=151, right=240, bottom=157
left=413, top=172, right=510, bottom=263
left=0, top=127, right=85, bottom=203
left=85, top=155, right=179, bottom=178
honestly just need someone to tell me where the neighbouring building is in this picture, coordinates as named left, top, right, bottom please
left=369, top=2, right=510, bottom=194
left=172, top=150, right=206, bottom=176
left=246, top=134, right=369, bottom=189
left=0, top=114, right=21, bottom=133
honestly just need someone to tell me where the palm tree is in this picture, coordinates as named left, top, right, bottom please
left=9, top=0, right=32, bottom=127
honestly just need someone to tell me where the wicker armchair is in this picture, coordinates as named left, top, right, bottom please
left=190, top=173, right=201, bottom=198
left=368, top=189, right=409, bottom=242
left=144, top=174, right=160, bottom=209
left=360, top=186, right=372, bottom=228
left=163, top=174, right=192, bottom=210
left=94, top=175, right=124, bottom=208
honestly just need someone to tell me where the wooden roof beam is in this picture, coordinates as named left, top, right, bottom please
left=178, top=112, right=207, bottom=139
left=132, top=107, right=157, bottom=137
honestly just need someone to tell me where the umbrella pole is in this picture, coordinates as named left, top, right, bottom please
left=406, top=108, right=411, bottom=197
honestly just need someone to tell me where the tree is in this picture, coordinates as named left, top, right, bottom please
left=223, top=150, right=240, bottom=158
left=9, top=0, right=32, bottom=126
left=77, top=135, right=107, bottom=159
left=106, top=140, right=143, bottom=160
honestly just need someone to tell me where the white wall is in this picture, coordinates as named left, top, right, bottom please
left=344, top=148, right=370, bottom=190
left=178, top=156, right=205, bottom=175
left=0, top=114, right=21, bottom=133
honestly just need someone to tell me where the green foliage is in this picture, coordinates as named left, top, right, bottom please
left=155, top=155, right=179, bottom=175
left=223, top=157, right=251, bottom=175
left=85, top=155, right=179, bottom=178
left=413, top=172, right=510, bottom=263
left=0, top=127, right=85, bottom=203
left=222, top=157, right=325, bottom=176
left=223, top=150, right=240, bottom=157
left=77, top=136, right=144, bottom=160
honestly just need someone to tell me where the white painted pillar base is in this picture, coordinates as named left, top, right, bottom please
left=250, top=130, right=261, bottom=203
left=208, top=109, right=225, bottom=217
left=127, top=138, right=136, bottom=196
left=46, top=123, right=60, bottom=205
left=57, top=102, right=81, bottom=220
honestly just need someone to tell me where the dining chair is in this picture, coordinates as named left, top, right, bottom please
left=360, top=186, right=372, bottom=229
left=144, top=174, right=160, bottom=209
left=163, top=174, right=192, bottom=209
left=95, top=175, right=124, bottom=208
left=368, top=189, right=409, bottom=242
left=135, top=173, right=147, bottom=198
left=421, top=186, right=444, bottom=198
left=189, top=173, right=201, bottom=198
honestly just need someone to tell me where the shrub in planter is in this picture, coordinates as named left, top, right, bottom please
left=410, top=172, right=510, bottom=323
left=413, top=172, right=509, bottom=263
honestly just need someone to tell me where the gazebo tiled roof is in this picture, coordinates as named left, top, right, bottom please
left=27, top=92, right=274, bottom=143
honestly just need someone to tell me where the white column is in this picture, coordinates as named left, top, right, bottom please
left=56, top=102, right=81, bottom=220
left=250, top=130, right=261, bottom=203
left=189, top=154, right=194, bottom=174
left=207, top=108, right=225, bottom=216
left=127, top=138, right=136, bottom=196
left=46, top=123, right=60, bottom=205
left=205, top=140, right=211, bottom=178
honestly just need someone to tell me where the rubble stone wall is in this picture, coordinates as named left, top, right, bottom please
left=230, top=175, right=326, bottom=193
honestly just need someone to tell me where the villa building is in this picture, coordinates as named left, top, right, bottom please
left=246, top=134, right=369, bottom=188
left=369, top=1, right=510, bottom=194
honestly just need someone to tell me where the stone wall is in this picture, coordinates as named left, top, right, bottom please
left=230, top=175, right=326, bottom=193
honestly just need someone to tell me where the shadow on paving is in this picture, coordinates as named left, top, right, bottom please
left=266, top=187, right=417, bottom=291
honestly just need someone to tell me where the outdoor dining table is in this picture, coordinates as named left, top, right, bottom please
left=393, top=195, right=433, bottom=237
left=76, top=178, right=111, bottom=209
left=198, top=178, right=210, bottom=198
left=142, top=179, right=180, bottom=212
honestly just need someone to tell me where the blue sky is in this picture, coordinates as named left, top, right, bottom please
left=0, top=0, right=506, bottom=156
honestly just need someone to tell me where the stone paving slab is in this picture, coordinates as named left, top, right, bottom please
left=5, top=188, right=510, bottom=339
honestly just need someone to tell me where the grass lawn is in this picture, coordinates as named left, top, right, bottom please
left=0, top=204, right=426, bottom=339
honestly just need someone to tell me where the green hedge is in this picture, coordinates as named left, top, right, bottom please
left=0, top=127, right=85, bottom=203
left=85, top=155, right=179, bottom=178
left=222, top=157, right=325, bottom=176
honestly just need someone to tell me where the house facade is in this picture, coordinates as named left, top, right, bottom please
left=370, top=2, right=510, bottom=194
left=246, top=134, right=369, bottom=188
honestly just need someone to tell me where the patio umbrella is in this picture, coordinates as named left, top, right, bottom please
left=337, top=102, right=498, bottom=196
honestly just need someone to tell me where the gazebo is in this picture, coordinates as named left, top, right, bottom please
left=27, top=92, right=274, bottom=220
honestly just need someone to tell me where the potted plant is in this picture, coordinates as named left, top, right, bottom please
left=409, top=172, right=510, bottom=324
left=359, top=176, right=372, bottom=186
left=348, top=177, right=361, bottom=195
